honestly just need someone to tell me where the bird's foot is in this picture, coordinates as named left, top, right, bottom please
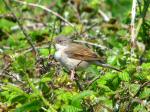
left=70, top=70, right=75, bottom=80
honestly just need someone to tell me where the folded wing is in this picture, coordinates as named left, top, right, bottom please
left=65, top=43, right=103, bottom=61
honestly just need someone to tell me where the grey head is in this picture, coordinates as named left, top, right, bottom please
left=55, top=35, right=73, bottom=45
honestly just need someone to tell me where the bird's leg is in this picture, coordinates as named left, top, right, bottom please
left=70, top=61, right=83, bottom=80
left=70, top=69, right=75, bottom=80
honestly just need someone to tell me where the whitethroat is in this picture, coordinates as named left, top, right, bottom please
left=54, top=35, right=121, bottom=80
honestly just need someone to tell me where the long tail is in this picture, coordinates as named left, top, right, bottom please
left=96, top=62, right=122, bottom=72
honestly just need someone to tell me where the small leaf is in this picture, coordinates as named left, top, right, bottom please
left=119, top=72, right=130, bottom=82
left=41, top=77, right=51, bottom=82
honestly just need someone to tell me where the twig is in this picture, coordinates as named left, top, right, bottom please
left=98, top=9, right=110, bottom=22
left=74, top=40, right=107, bottom=50
left=0, top=63, right=11, bottom=76
left=5, top=72, right=25, bottom=84
left=79, top=23, right=98, bottom=35
left=130, top=0, right=137, bottom=56
left=0, top=14, right=42, bottom=23
left=12, top=44, right=50, bottom=58
left=0, top=64, right=25, bottom=84
left=3, top=0, right=39, bottom=58
left=11, top=23, right=47, bottom=32
left=11, top=0, right=74, bottom=27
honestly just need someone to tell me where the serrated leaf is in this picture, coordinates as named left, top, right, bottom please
left=119, top=72, right=130, bottom=82
left=130, top=84, right=140, bottom=95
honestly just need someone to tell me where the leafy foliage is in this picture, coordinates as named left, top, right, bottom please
left=0, top=0, right=149, bottom=112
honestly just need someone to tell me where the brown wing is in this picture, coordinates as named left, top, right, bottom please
left=65, top=43, right=102, bottom=61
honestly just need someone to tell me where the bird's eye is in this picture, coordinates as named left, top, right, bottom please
left=59, top=40, right=62, bottom=43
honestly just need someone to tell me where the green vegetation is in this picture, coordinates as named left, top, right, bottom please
left=0, top=0, right=149, bottom=112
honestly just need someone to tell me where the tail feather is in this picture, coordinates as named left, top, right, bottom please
left=95, top=61, right=122, bottom=72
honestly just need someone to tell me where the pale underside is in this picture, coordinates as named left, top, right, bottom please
left=54, top=43, right=120, bottom=72
left=54, top=49, right=90, bottom=70
left=54, top=43, right=102, bottom=70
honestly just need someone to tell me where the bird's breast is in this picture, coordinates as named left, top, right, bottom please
left=54, top=50, right=62, bottom=61
left=54, top=50, right=89, bottom=70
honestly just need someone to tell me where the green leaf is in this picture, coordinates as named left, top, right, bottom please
left=12, top=55, right=34, bottom=72
left=61, top=26, right=74, bottom=35
left=119, top=72, right=130, bottom=82
left=39, top=49, right=49, bottom=56
left=133, top=104, right=147, bottom=112
left=140, top=87, right=150, bottom=99
left=141, top=63, right=150, bottom=69
left=55, top=89, right=73, bottom=105
left=86, top=65, right=99, bottom=75
left=97, top=84, right=113, bottom=93
left=61, top=105, right=82, bottom=112
left=3, top=84, right=28, bottom=96
left=41, top=77, right=51, bottom=83
left=71, top=90, right=94, bottom=108
left=15, top=100, right=42, bottom=112
left=11, top=95, right=27, bottom=103
left=112, top=77, right=120, bottom=90
left=0, top=19, right=15, bottom=32
left=130, top=84, right=140, bottom=95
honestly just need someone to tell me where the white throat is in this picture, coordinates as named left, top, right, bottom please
left=55, top=44, right=68, bottom=50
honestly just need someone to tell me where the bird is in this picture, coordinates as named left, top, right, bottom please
left=54, top=35, right=121, bottom=80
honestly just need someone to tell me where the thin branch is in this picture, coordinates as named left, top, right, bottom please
left=0, top=63, right=25, bottom=84
left=130, top=0, right=137, bottom=55
left=11, top=23, right=47, bottom=32
left=11, top=0, right=74, bottom=27
left=0, top=14, right=42, bottom=23
left=12, top=44, right=50, bottom=58
left=74, top=40, right=107, bottom=50
left=79, top=23, right=98, bottom=35
left=3, top=0, right=39, bottom=58
left=98, top=9, right=110, bottom=22
left=0, top=63, right=11, bottom=76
